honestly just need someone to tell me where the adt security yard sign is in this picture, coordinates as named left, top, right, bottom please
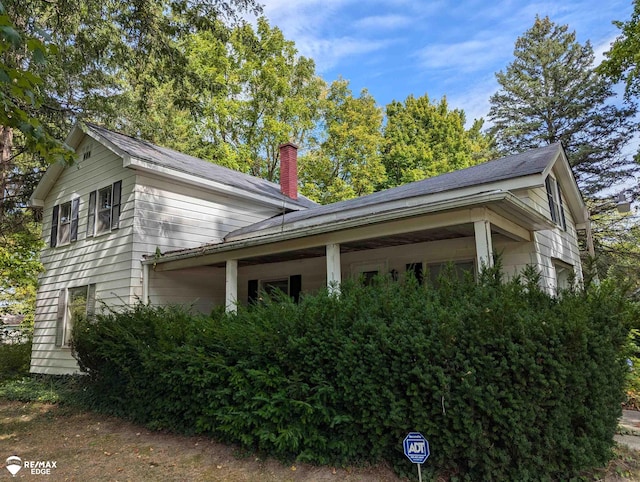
left=403, top=432, right=430, bottom=482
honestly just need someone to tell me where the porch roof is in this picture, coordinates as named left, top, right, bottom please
left=226, top=142, right=563, bottom=242
left=146, top=190, right=555, bottom=271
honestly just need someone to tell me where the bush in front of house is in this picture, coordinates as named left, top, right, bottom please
left=0, top=338, right=32, bottom=381
left=72, top=264, right=635, bottom=480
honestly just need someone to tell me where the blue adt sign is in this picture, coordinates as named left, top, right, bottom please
left=403, top=432, right=430, bottom=464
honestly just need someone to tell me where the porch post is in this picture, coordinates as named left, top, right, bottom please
left=225, top=259, right=238, bottom=313
left=142, top=263, right=150, bottom=304
left=326, top=243, right=342, bottom=295
left=473, top=219, right=494, bottom=271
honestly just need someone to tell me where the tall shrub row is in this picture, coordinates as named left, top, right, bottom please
left=72, top=266, right=634, bottom=480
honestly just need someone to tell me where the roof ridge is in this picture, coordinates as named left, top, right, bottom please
left=83, top=122, right=318, bottom=208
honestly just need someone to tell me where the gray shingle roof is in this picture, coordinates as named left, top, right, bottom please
left=86, top=123, right=318, bottom=209
left=227, top=142, right=563, bottom=239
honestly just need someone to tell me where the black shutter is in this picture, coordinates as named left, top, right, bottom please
left=557, top=186, right=567, bottom=231
left=87, top=191, right=96, bottom=237
left=111, top=180, right=122, bottom=230
left=406, top=263, right=423, bottom=284
left=70, top=198, right=80, bottom=242
left=545, top=177, right=558, bottom=223
left=248, top=279, right=258, bottom=304
left=86, top=284, right=96, bottom=322
left=289, top=274, right=302, bottom=303
left=50, top=205, right=59, bottom=247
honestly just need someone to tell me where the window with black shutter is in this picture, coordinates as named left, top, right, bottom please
left=87, top=180, right=122, bottom=236
left=50, top=198, right=79, bottom=247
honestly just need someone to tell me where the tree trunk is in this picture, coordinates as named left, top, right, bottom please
left=0, top=126, right=14, bottom=219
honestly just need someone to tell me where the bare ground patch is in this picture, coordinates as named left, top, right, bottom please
left=0, top=401, right=400, bottom=481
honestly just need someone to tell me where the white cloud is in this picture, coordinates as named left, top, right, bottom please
left=415, top=37, right=511, bottom=74
left=354, top=14, right=412, bottom=31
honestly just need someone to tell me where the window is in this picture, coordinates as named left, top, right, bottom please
left=58, top=201, right=71, bottom=245
left=262, top=278, right=290, bottom=297
left=427, top=260, right=475, bottom=286
left=50, top=198, right=79, bottom=247
left=55, top=284, right=96, bottom=348
left=553, top=261, right=573, bottom=293
left=362, top=270, right=378, bottom=286
left=545, top=176, right=566, bottom=230
left=406, top=262, right=424, bottom=284
left=87, top=180, right=122, bottom=237
left=248, top=275, right=302, bottom=304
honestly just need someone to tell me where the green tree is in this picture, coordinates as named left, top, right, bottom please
left=488, top=16, right=638, bottom=198
left=150, top=18, right=324, bottom=181
left=299, top=79, right=385, bottom=204
left=382, top=93, right=492, bottom=188
left=0, top=0, right=260, bottom=319
left=599, top=0, right=640, bottom=100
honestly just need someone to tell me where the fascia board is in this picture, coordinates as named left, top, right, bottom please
left=29, top=163, right=65, bottom=207
left=30, top=125, right=88, bottom=206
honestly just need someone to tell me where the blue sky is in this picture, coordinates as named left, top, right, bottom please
left=257, top=0, right=634, bottom=126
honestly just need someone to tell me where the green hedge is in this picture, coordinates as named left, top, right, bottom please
left=0, top=339, right=32, bottom=381
left=72, top=265, right=635, bottom=480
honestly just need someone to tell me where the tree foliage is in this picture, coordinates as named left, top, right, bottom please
left=488, top=16, right=638, bottom=197
left=599, top=0, right=640, bottom=100
left=299, top=79, right=385, bottom=204
left=0, top=0, right=261, bottom=317
left=382, top=93, right=493, bottom=188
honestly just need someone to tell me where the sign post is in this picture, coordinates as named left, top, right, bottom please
left=403, top=432, right=430, bottom=482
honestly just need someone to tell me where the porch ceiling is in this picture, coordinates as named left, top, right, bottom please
left=227, top=223, right=477, bottom=267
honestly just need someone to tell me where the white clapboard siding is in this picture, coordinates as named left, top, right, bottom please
left=133, top=172, right=281, bottom=250
left=510, top=183, right=582, bottom=292
left=31, top=139, right=138, bottom=374
left=32, top=136, right=293, bottom=374
left=148, top=267, right=226, bottom=313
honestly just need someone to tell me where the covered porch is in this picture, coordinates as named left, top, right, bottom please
left=142, top=191, right=555, bottom=313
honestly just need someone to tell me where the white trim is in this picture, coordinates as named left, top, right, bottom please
left=474, top=219, right=493, bottom=270
left=225, top=259, right=238, bottom=313
left=326, top=243, right=341, bottom=295
left=126, top=156, right=304, bottom=212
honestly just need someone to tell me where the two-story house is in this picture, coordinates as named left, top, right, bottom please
left=29, top=123, right=588, bottom=374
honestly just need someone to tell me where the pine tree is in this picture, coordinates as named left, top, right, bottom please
left=488, top=16, right=637, bottom=197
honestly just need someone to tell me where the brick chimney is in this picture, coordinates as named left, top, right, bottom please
left=279, top=142, right=298, bottom=200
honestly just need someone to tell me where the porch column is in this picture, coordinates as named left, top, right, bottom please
left=225, top=259, right=238, bottom=313
left=142, top=263, right=150, bottom=304
left=474, top=219, right=494, bottom=270
left=326, top=243, right=342, bottom=295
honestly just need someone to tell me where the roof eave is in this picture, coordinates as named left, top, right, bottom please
left=29, top=124, right=89, bottom=206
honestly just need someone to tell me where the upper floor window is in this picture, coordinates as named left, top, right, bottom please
left=87, top=181, right=122, bottom=237
left=545, top=176, right=567, bottom=231
left=50, top=198, right=79, bottom=247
